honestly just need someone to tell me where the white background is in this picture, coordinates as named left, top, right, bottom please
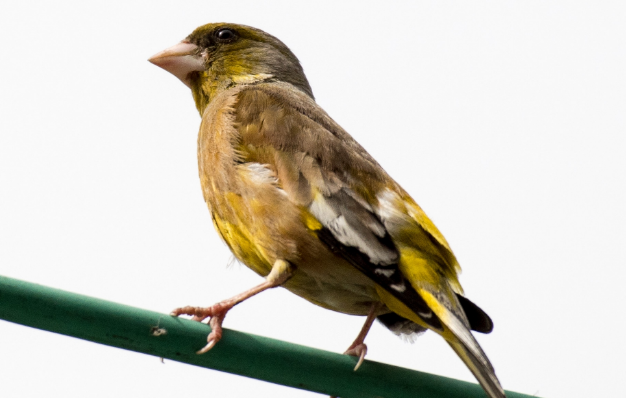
left=1, top=1, right=624, bottom=397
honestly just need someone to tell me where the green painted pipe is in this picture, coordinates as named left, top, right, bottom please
left=0, top=276, right=532, bottom=398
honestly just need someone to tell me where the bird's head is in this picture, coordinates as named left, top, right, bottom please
left=149, top=23, right=313, bottom=114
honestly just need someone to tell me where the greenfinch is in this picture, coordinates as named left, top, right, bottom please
left=149, top=23, right=505, bottom=398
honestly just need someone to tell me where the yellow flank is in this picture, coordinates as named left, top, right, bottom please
left=211, top=194, right=274, bottom=277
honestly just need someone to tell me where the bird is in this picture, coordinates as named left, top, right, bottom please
left=149, top=23, right=505, bottom=398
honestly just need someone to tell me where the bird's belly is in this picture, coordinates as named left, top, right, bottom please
left=205, top=169, right=380, bottom=316
left=281, top=244, right=381, bottom=316
left=283, top=273, right=380, bottom=316
left=213, top=211, right=380, bottom=316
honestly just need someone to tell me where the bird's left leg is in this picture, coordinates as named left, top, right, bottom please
left=344, top=302, right=383, bottom=371
left=171, top=259, right=294, bottom=354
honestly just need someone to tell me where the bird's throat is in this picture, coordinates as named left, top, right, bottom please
left=191, top=73, right=274, bottom=116
left=190, top=74, right=222, bottom=115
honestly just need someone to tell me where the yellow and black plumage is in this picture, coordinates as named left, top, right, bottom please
left=149, top=23, right=505, bottom=398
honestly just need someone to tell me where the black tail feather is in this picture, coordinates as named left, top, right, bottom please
left=456, top=294, right=494, bottom=334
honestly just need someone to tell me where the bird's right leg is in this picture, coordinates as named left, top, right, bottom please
left=171, top=259, right=294, bottom=354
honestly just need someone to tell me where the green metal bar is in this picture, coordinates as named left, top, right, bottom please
left=0, top=276, right=532, bottom=398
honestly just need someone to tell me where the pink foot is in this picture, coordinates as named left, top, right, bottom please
left=171, top=302, right=231, bottom=354
left=344, top=342, right=368, bottom=371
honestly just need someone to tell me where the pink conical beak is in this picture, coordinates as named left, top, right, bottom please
left=149, top=41, right=205, bottom=88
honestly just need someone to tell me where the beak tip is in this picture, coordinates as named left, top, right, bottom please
left=148, top=52, right=165, bottom=66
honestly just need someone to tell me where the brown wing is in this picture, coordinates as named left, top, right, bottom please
left=231, top=82, right=451, bottom=329
left=230, top=82, right=495, bottom=335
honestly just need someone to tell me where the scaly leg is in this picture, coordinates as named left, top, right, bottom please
left=344, top=302, right=382, bottom=371
left=329, top=303, right=383, bottom=398
left=171, top=259, right=293, bottom=354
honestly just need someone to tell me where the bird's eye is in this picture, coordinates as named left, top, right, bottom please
left=215, top=28, right=237, bottom=42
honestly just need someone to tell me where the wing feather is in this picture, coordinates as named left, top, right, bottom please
left=232, top=82, right=461, bottom=331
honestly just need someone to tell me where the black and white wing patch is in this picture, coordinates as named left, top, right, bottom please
left=311, top=188, right=443, bottom=331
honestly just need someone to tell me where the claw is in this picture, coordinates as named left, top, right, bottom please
left=344, top=343, right=368, bottom=371
left=197, top=336, right=218, bottom=354
left=354, top=346, right=367, bottom=371
left=197, top=316, right=225, bottom=353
